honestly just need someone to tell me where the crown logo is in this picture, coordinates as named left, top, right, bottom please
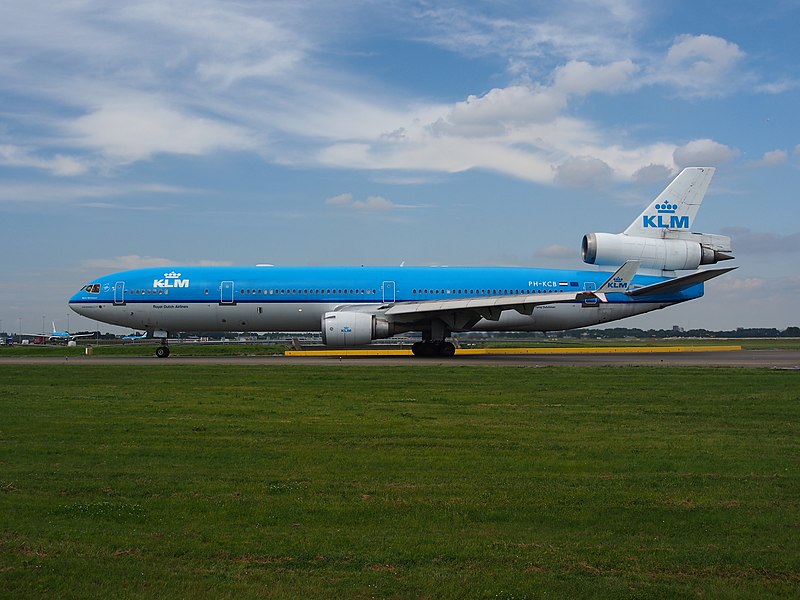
left=164, top=271, right=182, bottom=278
left=655, top=203, right=678, bottom=214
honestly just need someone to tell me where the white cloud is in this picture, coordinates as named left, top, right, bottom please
left=326, top=193, right=416, bottom=212
left=656, top=34, right=745, bottom=96
left=756, top=80, right=799, bottom=94
left=0, top=181, right=197, bottom=205
left=746, top=149, right=788, bottom=168
left=429, top=86, right=565, bottom=137
left=552, top=59, right=637, bottom=95
left=426, top=61, right=636, bottom=140
left=673, top=139, right=739, bottom=168
left=0, top=144, right=89, bottom=176
left=633, top=164, right=673, bottom=183
left=0, top=2, right=785, bottom=193
left=554, top=156, right=614, bottom=188
left=81, top=255, right=232, bottom=271
left=416, top=1, right=642, bottom=64
left=66, top=98, right=256, bottom=163
left=536, top=244, right=576, bottom=259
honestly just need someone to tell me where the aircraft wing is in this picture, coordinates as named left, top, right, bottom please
left=373, top=261, right=639, bottom=326
left=384, top=290, right=589, bottom=319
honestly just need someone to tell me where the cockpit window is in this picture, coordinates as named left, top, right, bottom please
left=82, top=284, right=101, bottom=294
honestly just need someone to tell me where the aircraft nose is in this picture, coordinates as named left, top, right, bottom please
left=69, top=299, right=89, bottom=317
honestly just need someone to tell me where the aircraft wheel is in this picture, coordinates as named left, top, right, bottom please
left=155, top=346, right=170, bottom=358
left=440, top=341, right=456, bottom=357
left=412, top=342, right=435, bottom=357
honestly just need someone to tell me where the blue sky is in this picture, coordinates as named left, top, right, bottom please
left=1, top=0, right=799, bottom=334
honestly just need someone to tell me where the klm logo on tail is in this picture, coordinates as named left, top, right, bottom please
left=643, top=203, right=689, bottom=229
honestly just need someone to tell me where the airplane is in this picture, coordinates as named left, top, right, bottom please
left=122, top=331, right=148, bottom=340
left=68, top=167, right=735, bottom=358
left=22, top=322, right=96, bottom=343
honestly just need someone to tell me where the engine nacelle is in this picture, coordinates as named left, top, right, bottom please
left=582, top=232, right=733, bottom=272
left=321, top=311, right=393, bottom=347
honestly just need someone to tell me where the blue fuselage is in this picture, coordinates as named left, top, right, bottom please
left=68, top=265, right=702, bottom=334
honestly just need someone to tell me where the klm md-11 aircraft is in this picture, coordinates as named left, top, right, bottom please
left=69, top=167, right=735, bottom=357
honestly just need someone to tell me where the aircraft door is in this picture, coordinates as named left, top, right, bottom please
left=220, top=281, right=235, bottom=305
left=583, top=281, right=598, bottom=306
left=113, top=281, right=126, bottom=305
left=382, top=280, right=396, bottom=303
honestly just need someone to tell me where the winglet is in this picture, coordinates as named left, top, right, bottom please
left=593, top=260, right=639, bottom=302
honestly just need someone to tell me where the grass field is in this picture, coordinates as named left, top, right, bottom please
left=1, top=365, right=798, bottom=598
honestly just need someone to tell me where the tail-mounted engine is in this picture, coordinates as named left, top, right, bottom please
left=582, top=231, right=733, bottom=273
left=581, top=166, right=734, bottom=274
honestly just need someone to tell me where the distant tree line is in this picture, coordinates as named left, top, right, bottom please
left=484, top=327, right=800, bottom=339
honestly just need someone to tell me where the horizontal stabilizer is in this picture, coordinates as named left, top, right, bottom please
left=629, top=267, right=737, bottom=297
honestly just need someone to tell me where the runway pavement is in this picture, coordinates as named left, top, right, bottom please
left=2, top=349, right=799, bottom=368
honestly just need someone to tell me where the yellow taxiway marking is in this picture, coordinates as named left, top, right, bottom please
left=285, top=345, right=743, bottom=357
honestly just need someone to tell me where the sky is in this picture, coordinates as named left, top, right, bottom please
left=1, top=0, right=799, bottom=335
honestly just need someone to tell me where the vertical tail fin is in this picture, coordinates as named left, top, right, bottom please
left=623, top=167, right=715, bottom=237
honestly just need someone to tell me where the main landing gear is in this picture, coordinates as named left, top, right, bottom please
left=153, top=330, right=170, bottom=358
left=411, top=340, right=456, bottom=358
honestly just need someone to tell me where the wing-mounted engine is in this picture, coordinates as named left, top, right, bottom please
left=581, top=166, right=733, bottom=274
left=321, top=311, right=394, bottom=347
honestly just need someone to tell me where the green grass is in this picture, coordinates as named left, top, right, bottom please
left=1, top=366, right=798, bottom=598
left=478, top=338, right=800, bottom=350
left=0, top=342, right=286, bottom=357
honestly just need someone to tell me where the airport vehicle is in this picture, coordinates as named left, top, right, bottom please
left=21, top=322, right=95, bottom=343
left=69, top=167, right=735, bottom=357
